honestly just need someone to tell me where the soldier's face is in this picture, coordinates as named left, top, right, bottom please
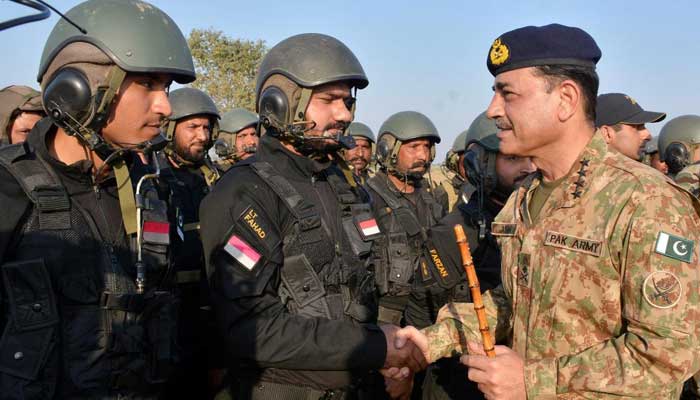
left=305, top=82, right=353, bottom=143
left=487, top=67, right=561, bottom=157
left=235, top=126, right=258, bottom=160
left=650, top=152, right=669, bottom=174
left=344, top=137, right=372, bottom=173
left=602, top=123, right=651, bottom=161
left=396, top=138, right=432, bottom=177
left=9, top=111, right=42, bottom=144
left=102, top=73, right=172, bottom=150
left=174, top=115, right=211, bottom=163
left=495, top=153, right=536, bottom=191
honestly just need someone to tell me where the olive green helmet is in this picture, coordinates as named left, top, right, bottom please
left=450, top=130, right=468, bottom=154
left=346, top=122, right=375, bottom=143
left=658, top=115, right=700, bottom=174
left=256, top=33, right=368, bottom=150
left=444, top=129, right=468, bottom=176
left=645, top=136, right=659, bottom=154
left=215, top=108, right=259, bottom=161
left=38, top=0, right=195, bottom=84
left=0, top=85, right=44, bottom=145
left=465, top=111, right=500, bottom=152
left=164, top=87, right=220, bottom=143
left=376, top=111, right=440, bottom=170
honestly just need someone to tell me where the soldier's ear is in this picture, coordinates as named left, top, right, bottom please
left=555, top=79, right=579, bottom=123
left=599, top=125, right=615, bottom=144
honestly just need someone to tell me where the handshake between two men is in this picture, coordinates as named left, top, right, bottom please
left=379, top=324, right=527, bottom=400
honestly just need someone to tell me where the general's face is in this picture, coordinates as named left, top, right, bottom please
left=174, top=115, right=211, bottom=163
left=487, top=67, right=560, bottom=157
left=9, top=111, right=42, bottom=144
left=101, top=73, right=172, bottom=152
left=235, top=126, right=258, bottom=160
left=344, top=137, right=372, bottom=173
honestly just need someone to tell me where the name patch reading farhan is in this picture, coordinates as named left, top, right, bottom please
left=543, top=230, right=602, bottom=257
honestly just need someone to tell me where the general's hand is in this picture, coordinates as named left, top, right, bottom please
left=381, top=324, right=428, bottom=374
left=460, top=342, right=525, bottom=400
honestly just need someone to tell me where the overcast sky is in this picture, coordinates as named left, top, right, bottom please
left=2, top=0, right=697, bottom=157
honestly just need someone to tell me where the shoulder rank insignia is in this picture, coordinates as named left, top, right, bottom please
left=643, top=271, right=682, bottom=309
left=655, top=232, right=694, bottom=263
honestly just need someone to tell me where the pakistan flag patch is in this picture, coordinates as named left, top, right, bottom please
left=655, top=232, right=694, bottom=263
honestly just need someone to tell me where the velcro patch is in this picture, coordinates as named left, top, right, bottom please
left=643, top=271, right=682, bottom=309
left=655, top=232, right=694, bottom=263
left=224, top=234, right=261, bottom=271
left=355, top=217, right=381, bottom=240
left=143, top=221, right=170, bottom=245
left=239, top=206, right=268, bottom=240
left=491, top=222, right=517, bottom=237
left=543, top=231, right=602, bottom=257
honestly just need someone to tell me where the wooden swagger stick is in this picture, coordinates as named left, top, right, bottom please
left=453, top=224, right=496, bottom=358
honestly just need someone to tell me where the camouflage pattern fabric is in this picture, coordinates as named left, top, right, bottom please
left=675, top=163, right=700, bottom=198
left=422, top=133, right=700, bottom=399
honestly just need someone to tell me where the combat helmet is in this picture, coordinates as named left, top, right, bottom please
left=658, top=115, right=700, bottom=175
left=38, top=0, right=195, bottom=161
left=444, top=129, right=468, bottom=176
left=215, top=108, right=259, bottom=161
left=0, top=85, right=43, bottom=145
left=463, top=111, right=501, bottom=195
left=163, top=87, right=220, bottom=165
left=376, top=111, right=440, bottom=178
left=255, top=33, right=368, bottom=153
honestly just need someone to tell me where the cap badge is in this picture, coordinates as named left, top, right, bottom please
left=489, top=38, right=510, bottom=66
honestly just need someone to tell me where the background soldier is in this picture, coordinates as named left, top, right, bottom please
left=0, top=85, right=44, bottom=146
left=435, top=129, right=473, bottom=212
left=643, top=136, right=668, bottom=174
left=397, top=24, right=700, bottom=399
left=159, top=86, right=221, bottom=398
left=368, top=110, right=444, bottom=327
left=213, top=107, right=259, bottom=173
left=659, top=115, right=700, bottom=195
left=596, top=92, right=665, bottom=161
left=0, top=0, right=196, bottom=398
left=408, top=112, right=534, bottom=400
left=200, top=33, right=425, bottom=400
left=343, top=121, right=375, bottom=183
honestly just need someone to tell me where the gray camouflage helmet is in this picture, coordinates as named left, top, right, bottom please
left=658, top=115, right=700, bottom=161
left=38, top=0, right=195, bottom=84
left=220, top=108, right=259, bottom=134
left=465, top=111, right=499, bottom=152
left=451, top=129, right=468, bottom=153
left=346, top=122, right=375, bottom=143
left=255, top=33, right=368, bottom=104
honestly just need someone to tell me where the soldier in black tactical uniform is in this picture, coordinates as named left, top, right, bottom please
left=0, top=85, right=44, bottom=146
left=434, top=129, right=474, bottom=213
left=409, top=112, right=535, bottom=399
left=199, top=33, right=426, bottom=400
left=343, top=121, right=375, bottom=184
left=366, top=111, right=444, bottom=327
left=0, top=0, right=195, bottom=398
left=213, top=107, right=259, bottom=174
left=159, top=87, right=222, bottom=398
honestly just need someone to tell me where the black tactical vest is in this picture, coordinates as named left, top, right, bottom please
left=0, top=142, right=177, bottom=399
left=367, top=176, right=443, bottom=298
left=250, top=161, right=380, bottom=324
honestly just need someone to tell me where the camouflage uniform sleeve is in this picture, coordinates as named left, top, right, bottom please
left=422, top=284, right=512, bottom=363
left=674, top=165, right=700, bottom=198
left=527, top=190, right=700, bottom=398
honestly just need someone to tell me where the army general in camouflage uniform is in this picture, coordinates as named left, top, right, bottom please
left=396, top=24, right=700, bottom=399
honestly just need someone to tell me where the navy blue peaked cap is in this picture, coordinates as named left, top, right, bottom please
left=487, top=23, right=602, bottom=76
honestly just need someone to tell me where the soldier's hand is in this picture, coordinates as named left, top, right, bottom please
left=460, top=341, right=525, bottom=400
left=381, top=324, right=428, bottom=374
left=394, top=325, right=430, bottom=361
left=384, top=373, right=414, bottom=400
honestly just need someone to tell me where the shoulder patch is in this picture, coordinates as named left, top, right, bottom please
left=543, top=230, right=602, bottom=257
left=239, top=205, right=269, bottom=241
left=643, top=271, right=682, bottom=309
left=655, top=231, right=694, bottom=263
left=224, top=234, right=262, bottom=271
